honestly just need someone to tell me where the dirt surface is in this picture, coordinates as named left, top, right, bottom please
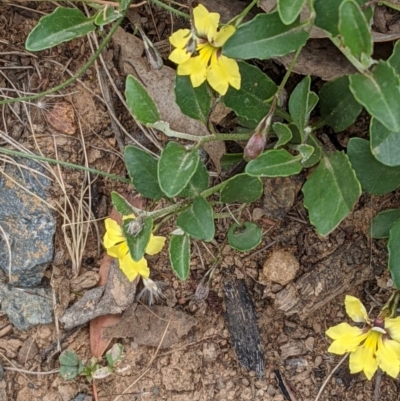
left=1, top=2, right=400, bottom=401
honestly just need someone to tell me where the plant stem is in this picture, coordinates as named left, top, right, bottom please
left=0, top=15, right=124, bottom=105
left=0, top=147, right=130, bottom=183
left=149, top=0, right=190, bottom=19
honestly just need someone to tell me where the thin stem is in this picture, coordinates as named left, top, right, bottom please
left=200, top=181, right=227, bottom=198
left=0, top=15, right=124, bottom=105
left=149, top=0, right=190, bottom=19
left=0, top=147, right=130, bottom=183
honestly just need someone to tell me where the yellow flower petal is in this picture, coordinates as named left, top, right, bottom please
left=106, top=243, right=125, bottom=259
left=193, top=4, right=219, bottom=41
left=349, top=331, right=380, bottom=379
left=178, top=56, right=208, bottom=87
left=213, top=25, right=235, bottom=47
left=146, top=235, right=166, bottom=256
left=119, top=253, right=150, bottom=281
left=376, top=337, right=400, bottom=378
left=345, top=295, right=369, bottom=323
left=103, top=218, right=125, bottom=249
left=326, top=323, right=368, bottom=354
left=169, top=28, right=191, bottom=48
left=207, top=53, right=240, bottom=95
left=169, top=47, right=192, bottom=64
left=385, top=317, right=400, bottom=342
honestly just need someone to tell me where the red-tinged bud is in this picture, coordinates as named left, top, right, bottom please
left=244, top=132, right=266, bottom=160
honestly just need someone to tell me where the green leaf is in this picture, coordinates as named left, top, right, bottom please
left=339, top=0, right=372, bottom=62
left=25, top=7, right=96, bottom=51
left=273, top=122, right=293, bottom=148
left=293, top=144, right=314, bottom=163
left=220, top=174, right=263, bottom=203
left=118, top=0, right=131, bottom=11
left=220, top=153, right=244, bottom=170
left=370, top=118, right=400, bottom=167
left=349, top=61, right=400, bottom=132
left=223, top=12, right=309, bottom=60
left=288, top=76, right=318, bottom=132
left=302, top=133, right=323, bottom=168
left=174, top=75, right=211, bottom=124
left=59, top=350, right=82, bottom=381
left=246, top=149, right=303, bottom=177
left=347, top=137, right=400, bottom=195
left=227, top=222, right=262, bottom=251
left=124, top=145, right=163, bottom=200
left=169, top=234, right=190, bottom=280
left=223, top=62, right=277, bottom=123
left=178, top=162, right=209, bottom=198
left=106, top=343, right=124, bottom=368
left=122, top=217, right=152, bottom=262
left=314, top=0, right=373, bottom=36
left=94, top=6, right=121, bottom=26
left=158, top=142, right=200, bottom=197
left=370, top=209, right=400, bottom=238
left=388, top=39, right=400, bottom=76
left=303, top=151, right=361, bottom=236
left=388, top=219, right=400, bottom=289
left=111, top=192, right=135, bottom=215
left=59, top=350, right=80, bottom=367
left=319, top=75, right=363, bottom=133
left=278, top=0, right=307, bottom=25
left=177, top=196, right=215, bottom=241
left=125, top=75, right=160, bottom=125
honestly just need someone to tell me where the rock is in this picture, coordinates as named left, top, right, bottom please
left=60, top=259, right=137, bottom=330
left=0, top=158, right=56, bottom=287
left=0, top=284, right=53, bottom=331
left=70, top=271, right=99, bottom=292
left=263, top=250, right=300, bottom=285
left=305, top=337, right=315, bottom=352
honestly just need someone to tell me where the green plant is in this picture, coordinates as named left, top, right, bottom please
left=59, top=343, right=124, bottom=381
left=10, top=1, right=400, bottom=287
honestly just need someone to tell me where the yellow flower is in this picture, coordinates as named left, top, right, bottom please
left=169, top=4, right=240, bottom=95
left=326, top=295, right=400, bottom=380
left=103, top=216, right=166, bottom=282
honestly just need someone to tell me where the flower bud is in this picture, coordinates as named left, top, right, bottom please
left=244, top=132, right=266, bottom=160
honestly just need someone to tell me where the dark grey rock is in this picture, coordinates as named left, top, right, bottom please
left=0, top=157, right=56, bottom=287
left=0, top=283, right=53, bottom=331
left=60, top=259, right=137, bottom=330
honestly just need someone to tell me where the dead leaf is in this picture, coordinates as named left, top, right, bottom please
left=103, top=305, right=197, bottom=349
left=44, top=102, right=76, bottom=135
left=113, top=28, right=229, bottom=136
left=276, top=39, right=356, bottom=81
left=203, top=140, right=226, bottom=174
